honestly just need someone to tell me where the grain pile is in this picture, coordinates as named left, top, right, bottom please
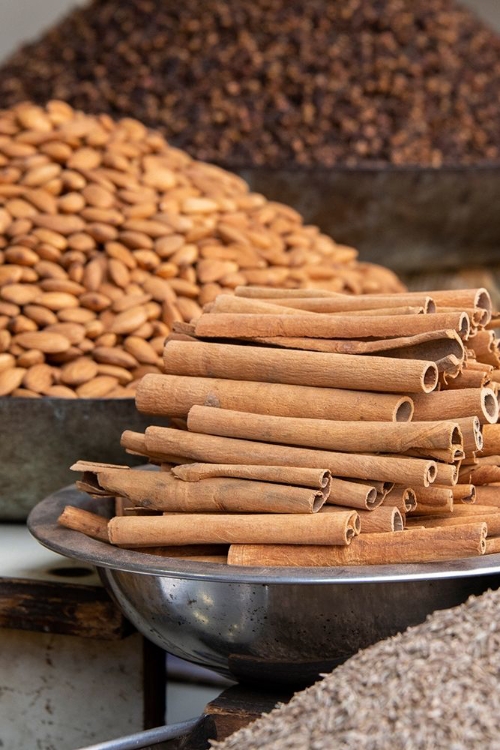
left=0, top=0, right=499, bottom=168
left=0, top=102, right=400, bottom=399
left=62, top=285, right=500, bottom=565
left=211, top=588, right=500, bottom=750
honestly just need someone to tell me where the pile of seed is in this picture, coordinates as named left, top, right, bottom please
left=0, top=101, right=401, bottom=399
left=1, top=0, right=499, bottom=168
left=213, top=587, right=500, bottom=749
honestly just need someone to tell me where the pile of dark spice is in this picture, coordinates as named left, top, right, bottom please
left=213, top=587, right=500, bottom=750
left=0, top=0, right=500, bottom=168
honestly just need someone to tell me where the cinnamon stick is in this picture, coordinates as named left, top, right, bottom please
left=406, top=515, right=500, bottom=536
left=480, top=424, right=500, bottom=455
left=433, top=462, right=459, bottom=486
left=210, top=294, right=425, bottom=317
left=58, top=505, right=110, bottom=542
left=107, top=510, right=360, bottom=547
left=136, top=374, right=414, bottom=422
left=474, top=486, right=500, bottom=506
left=187, top=406, right=461, bottom=455
left=413, top=486, right=455, bottom=507
left=143, top=427, right=438, bottom=486
left=227, top=523, right=487, bottom=566
left=323, top=505, right=404, bottom=533
left=234, top=287, right=436, bottom=312
left=382, top=486, right=417, bottom=513
left=410, top=388, right=498, bottom=424
left=453, top=416, right=483, bottom=452
left=172, top=463, right=331, bottom=490
left=163, top=340, right=439, bottom=394
left=485, top=537, right=500, bottom=554
left=250, top=330, right=464, bottom=364
left=448, top=484, right=476, bottom=504
left=326, top=478, right=381, bottom=510
left=78, top=467, right=328, bottom=514
left=459, top=464, right=500, bottom=485
left=194, top=311, right=470, bottom=341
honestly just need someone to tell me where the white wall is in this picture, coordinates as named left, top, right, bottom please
left=0, top=0, right=498, bottom=64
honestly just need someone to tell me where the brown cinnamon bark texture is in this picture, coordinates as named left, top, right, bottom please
left=382, top=487, right=417, bottom=513
left=210, top=294, right=425, bottom=317
left=474, top=486, right=500, bottom=506
left=243, top=289, right=436, bottom=313
left=485, top=537, right=500, bottom=554
left=172, top=463, right=331, bottom=490
left=186, top=406, right=461, bottom=455
left=406, top=515, right=500, bottom=534
left=410, top=388, right=498, bottom=424
left=193, top=311, right=470, bottom=341
left=480, top=424, right=500, bottom=455
left=448, top=484, right=476, bottom=504
left=136, top=374, right=414, bottom=422
left=163, top=340, right=438, bottom=394
left=107, top=510, right=360, bottom=547
left=58, top=505, right=110, bottom=542
left=143, top=427, right=438, bottom=486
left=323, top=505, right=404, bottom=533
left=227, top=523, right=487, bottom=566
left=79, top=467, right=328, bottom=514
left=413, top=486, right=455, bottom=507
left=326, top=478, right=381, bottom=510
left=248, top=329, right=464, bottom=363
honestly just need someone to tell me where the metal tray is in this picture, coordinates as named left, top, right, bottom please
left=28, top=486, right=500, bottom=686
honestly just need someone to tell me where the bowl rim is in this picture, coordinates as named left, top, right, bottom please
left=27, top=485, right=500, bottom=586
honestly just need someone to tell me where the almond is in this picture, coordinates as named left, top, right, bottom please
left=92, top=346, right=138, bottom=369
left=1, top=283, right=40, bottom=305
left=96, top=363, right=134, bottom=384
left=11, top=387, right=42, bottom=398
left=36, top=291, right=79, bottom=310
left=76, top=375, right=119, bottom=398
left=23, top=304, right=58, bottom=327
left=61, top=357, right=98, bottom=386
left=16, top=349, right=45, bottom=367
left=45, top=384, right=78, bottom=398
left=110, top=305, right=149, bottom=335
left=0, top=367, right=26, bottom=396
left=23, top=363, right=54, bottom=393
left=123, top=336, right=159, bottom=364
left=0, top=352, right=15, bottom=373
left=15, top=331, right=71, bottom=353
left=45, top=322, right=86, bottom=345
left=0, top=330, right=11, bottom=352
left=32, top=213, right=86, bottom=235
left=0, top=265, right=23, bottom=286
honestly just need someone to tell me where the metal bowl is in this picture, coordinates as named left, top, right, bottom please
left=0, top=398, right=169, bottom=521
left=237, top=165, right=500, bottom=274
left=29, top=486, right=500, bottom=687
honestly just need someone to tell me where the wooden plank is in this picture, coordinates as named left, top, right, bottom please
left=0, top=577, right=133, bottom=639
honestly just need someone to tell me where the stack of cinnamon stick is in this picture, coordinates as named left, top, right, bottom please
left=61, top=285, right=500, bottom=567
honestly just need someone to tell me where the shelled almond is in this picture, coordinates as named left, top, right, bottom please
left=0, top=102, right=403, bottom=398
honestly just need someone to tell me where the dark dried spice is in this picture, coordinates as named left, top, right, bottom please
left=0, top=0, right=499, bottom=168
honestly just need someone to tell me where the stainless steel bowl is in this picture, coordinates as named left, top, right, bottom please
left=28, top=486, right=500, bottom=687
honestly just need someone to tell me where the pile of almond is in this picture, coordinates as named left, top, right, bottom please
left=0, top=101, right=403, bottom=399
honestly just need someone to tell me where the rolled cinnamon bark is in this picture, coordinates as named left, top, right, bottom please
left=58, top=505, right=110, bottom=542
left=234, top=288, right=436, bottom=312
left=474, top=486, right=500, bottom=506
left=459, top=464, right=500, bottom=485
left=485, top=537, right=500, bottom=554
left=323, top=505, right=404, bottom=533
left=194, top=311, right=470, bottom=341
left=410, top=388, right=499, bottom=424
left=413, top=486, right=455, bottom=507
left=392, top=288, right=491, bottom=317
left=469, top=330, right=500, bottom=367
left=433, top=462, right=459, bottom=486
left=439, top=504, right=500, bottom=516
left=480, top=424, right=500, bottom=456
left=120, top=430, right=172, bottom=464
left=127, top=545, right=228, bottom=562
left=210, top=294, right=425, bottom=317
left=382, top=487, right=417, bottom=513
left=453, top=417, right=483, bottom=453
left=406, top=514, right=500, bottom=536
left=107, top=510, right=360, bottom=547
left=144, top=427, right=438, bottom=486
left=187, top=406, right=460, bottom=455
left=326, top=478, right=381, bottom=510
left=172, top=463, right=331, bottom=490
left=79, top=467, right=328, bottom=514
left=448, top=484, right=476, bottom=504
left=136, top=374, right=414, bottom=422
left=163, top=340, right=438, bottom=394
left=250, top=330, right=464, bottom=363
left=227, top=523, right=487, bottom=566
left=441, top=370, right=490, bottom=390
left=409, top=498, right=454, bottom=515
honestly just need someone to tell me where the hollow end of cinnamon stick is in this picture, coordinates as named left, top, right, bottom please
left=482, top=389, right=499, bottom=424
left=395, top=399, right=414, bottom=422
left=422, top=363, right=439, bottom=393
